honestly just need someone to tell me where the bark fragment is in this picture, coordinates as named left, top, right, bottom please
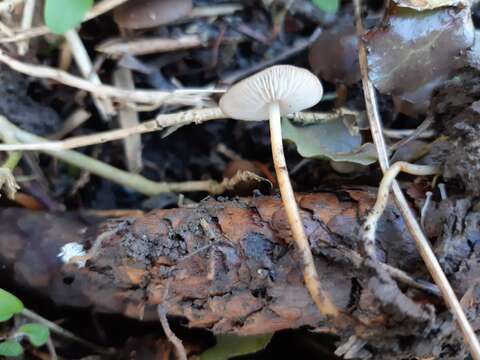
left=1, top=190, right=479, bottom=359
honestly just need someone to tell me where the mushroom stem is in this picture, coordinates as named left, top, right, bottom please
left=268, top=102, right=340, bottom=317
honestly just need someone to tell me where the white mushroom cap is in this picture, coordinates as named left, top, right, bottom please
left=219, top=65, right=323, bottom=121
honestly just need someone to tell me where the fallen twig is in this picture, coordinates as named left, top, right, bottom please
left=113, top=67, right=142, bottom=173
left=17, top=0, right=35, bottom=55
left=0, top=51, right=221, bottom=107
left=0, top=115, right=265, bottom=196
left=65, top=29, right=115, bottom=119
left=0, top=108, right=362, bottom=152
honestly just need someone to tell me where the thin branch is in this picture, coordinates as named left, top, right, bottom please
left=0, top=51, right=222, bottom=106
left=96, top=35, right=210, bottom=57
left=48, top=109, right=91, bottom=140
left=113, top=67, right=142, bottom=173
left=189, top=4, right=243, bottom=18
left=65, top=29, right=115, bottom=119
left=354, top=0, right=480, bottom=358
left=18, top=0, right=35, bottom=55
left=0, top=116, right=264, bottom=196
left=0, top=107, right=225, bottom=151
left=0, top=108, right=356, bottom=152
left=0, top=131, right=21, bottom=199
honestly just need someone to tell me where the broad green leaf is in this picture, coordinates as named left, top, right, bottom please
left=200, top=334, right=272, bottom=360
left=44, top=0, right=94, bottom=34
left=312, top=0, right=340, bottom=13
left=282, top=118, right=377, bottom=165
left=17, top=323, right=50, bottom=347
left=0, top=341, right=23, bottom=357
left=0, top=289, right=24, bottom=322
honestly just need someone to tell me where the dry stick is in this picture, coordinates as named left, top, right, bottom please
left=0, top=108, right=358, bottom=152
left=0, top=107, right=225, bottom=151
left=96, top=35, right=208, bottom=57
left=48, top=109, right=91, bottom=140
left=0, top=0, right=24, bottom=13
left=0, top=51, right=221, bottom=106
left=288, top=108, right=361, bottom=125
left=18, top=0, right=35, bottom=55
left=189, top=4, right=243, bottom=18
left=362, top=162, right=440, bottom=260
left=113, top=67, right=142, bottom=173
left=0, top=115, right=264, bottom=196
left=64, top=29, right=115, bottom=119
left=22, top=308, right=112, bottom=355
left=0, top=21, right=14, bottom=37
left=354, top=0, right=480, bottom=357
left=269, top=104, right=339, bottom=317
left=0, top=0, right=128, bottom=43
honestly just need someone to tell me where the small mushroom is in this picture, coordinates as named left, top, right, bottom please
left=219, top=65, right=339, bottom=317
left=113, top=0, right=193, bottom=30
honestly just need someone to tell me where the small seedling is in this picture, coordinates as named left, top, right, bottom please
left=0, top=288, right=50, bottom=357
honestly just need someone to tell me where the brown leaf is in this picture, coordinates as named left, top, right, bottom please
left=365, top=5, right=474, bottom=112
left=309, top=24, right=361, bottom=85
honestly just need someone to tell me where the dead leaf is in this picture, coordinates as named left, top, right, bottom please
left=365, top=5, right=474, bottom=111
left=309, top=23, right=361, bottom=85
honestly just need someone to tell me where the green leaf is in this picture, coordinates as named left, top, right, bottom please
left=17, top=324, right=50, bottom=347
left=0, top=289, right=24, bottom=322
left=44, top=0, right=94, bottom=34
left=200, top=334, right=272, bottom=360
left=312, top=0, right=340, bottom=13
left=282, top=118, right=377, bottom=165
left=0, top=341, right=23, bottom=357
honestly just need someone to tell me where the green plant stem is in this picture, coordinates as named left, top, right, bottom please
left=0, top=116, right=224, bottom=196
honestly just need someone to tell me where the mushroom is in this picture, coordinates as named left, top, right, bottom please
left=219, top=65, right=339, bottom=317
left=113, top=0, right=193, bottom=30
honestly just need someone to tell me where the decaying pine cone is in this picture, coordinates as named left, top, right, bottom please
left=1, top=191, right=480, bottom=359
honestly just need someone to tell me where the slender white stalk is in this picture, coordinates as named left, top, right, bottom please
left=18, top=0, right=35, bottom=55
left=269, top=102, right=339, bottom=317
